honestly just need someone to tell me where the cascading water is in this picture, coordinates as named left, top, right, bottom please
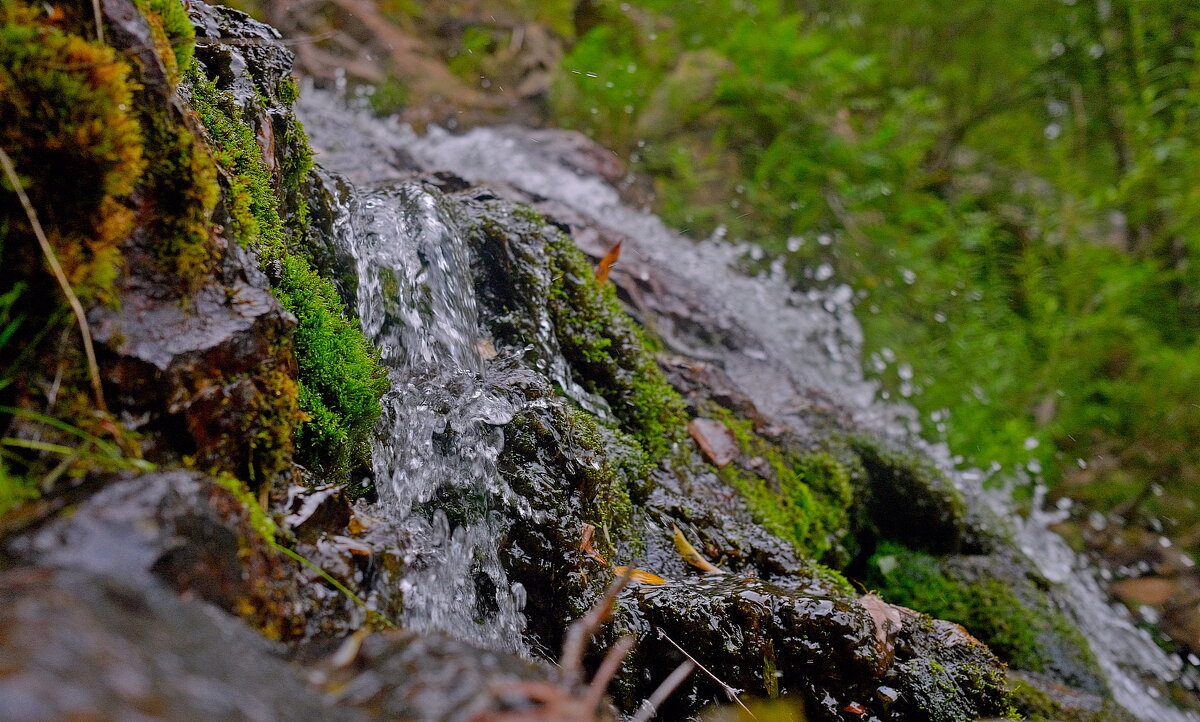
left=322, top=176, right=527, bottom=653
left=298, top=90, right=1197, bottom=719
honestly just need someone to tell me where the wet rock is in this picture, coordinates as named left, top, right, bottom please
left=7, top=470, right=309, bottom=638
left=0, top=567, right=360, bottom=722
left=92, top=276, right=298, bottom=479
left=1009, top=670, right=1139, bottom=722
left=500, top=127, right=627, bottom=186
left=614, top=574, right=1011, bottom=722
left=307, top=631, right=617, bottom=721
left=189, top=0, right=294, bottom=108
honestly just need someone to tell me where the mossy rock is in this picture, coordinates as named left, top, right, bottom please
left=866, top=541, right=1106, bottom=694
left=459, top=195, right=688, bottom=464
left=851, top=435, right=995, bottom=554
left=184, top=23, right=387, bottom=482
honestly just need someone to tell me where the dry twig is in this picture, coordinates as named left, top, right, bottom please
left=657, top=628, right=757, bottom=720
left=0, top=147, right=108, bottom=414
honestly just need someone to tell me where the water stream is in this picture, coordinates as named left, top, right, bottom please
left=323, top=176, right=527, bottom=653
left=298, top=90, right=1197, bottom=720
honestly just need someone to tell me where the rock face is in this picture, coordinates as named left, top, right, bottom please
left=2, top=1, right=1186, bottom=722
left=0, top=567, right=359, bottom=722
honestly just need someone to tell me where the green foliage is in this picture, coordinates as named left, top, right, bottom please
left=0, top=405, right=155, bottom=514
left=187, top=62, right=388, bottom=480
left=368, top=75, right=411, bottom=116
left=548, top=0, right=1200, bottom=549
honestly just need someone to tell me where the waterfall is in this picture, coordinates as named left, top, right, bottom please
left=324, top=177, right=527, bottom=653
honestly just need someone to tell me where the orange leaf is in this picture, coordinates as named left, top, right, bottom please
left=672, top=526, right=725, bottom=574
left=595, top=240, right=622, bottom=283
left=843, top=701, right=868, bottom=715
left=613, top=566, right=667, bottom=585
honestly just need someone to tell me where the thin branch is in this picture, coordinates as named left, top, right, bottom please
left=91, top=0, right=104, bottom=44
left=657, top=628, right=757, bottom=720
left=628, top=660, right=696, bottom=722
left=0, top=147, right=107, bottom=415
left=582, top=635, right=635, bottom=712
left=560, top=567, right=633, bottom=683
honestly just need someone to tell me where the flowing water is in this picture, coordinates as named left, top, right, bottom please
left=299, top=90, right=1197, bottom=720
left=321, top=176, right=528, bottom=654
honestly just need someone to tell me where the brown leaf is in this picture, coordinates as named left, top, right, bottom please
left=672, top=526, right=725, bottom=574
left=579, top=523, right=608, bottom=565
left=861, top=593, right=904, bottom=671
left=687, top=418, right=738, bottom=467
left=612, top=566, right=667, bottom=585
left=594, top=240, right=622, bottom=283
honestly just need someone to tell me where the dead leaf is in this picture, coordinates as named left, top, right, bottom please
left=613, top=566, right=667, bottom=585
left=672, top=526, right=725, bottom=574
left=861, top=593, right=903, bottom=670
left=843, top=701, right=868, bottom=715
left=687, top=417, right=738, bottom=467
left=595, top=240, right=622, bottom=283
left=579, top=522, right=608, bottom=565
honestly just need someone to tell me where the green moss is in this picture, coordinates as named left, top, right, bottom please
left=137, top=0, right=196, bottom=82
left=700, top=406, right=853, bottom=561
left=215, top=472, right=278, bottom=543
left=867, top=541, right=1100, bottom=689
left=273, top=255, right=388, bottom=476
left=545, top=231, right=688, bottom=461
left=186, top=62, right=388, bottom=480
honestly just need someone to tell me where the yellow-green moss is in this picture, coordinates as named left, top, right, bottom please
left=135, top=0, right=196, bottom=84
left=215, top=471, right=278, bottom=543
left=0, top=2, right=144, bottom=306
left=186, top=62, right=388, bottom=480
left=701, top=406, right=854, bottom=561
